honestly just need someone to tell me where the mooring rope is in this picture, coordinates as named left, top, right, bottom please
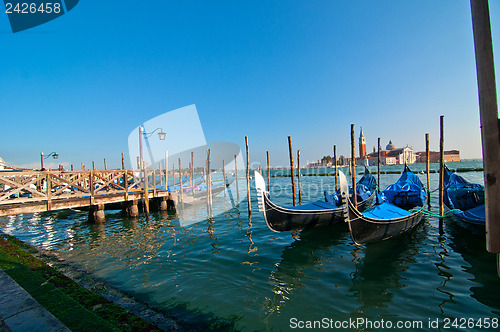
left=408, top=206, right=461, bottom=218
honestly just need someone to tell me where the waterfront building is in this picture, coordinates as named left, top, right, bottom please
left=415, top=150, right=461, bottom=163
left=0, top=156, right=5, bottom=170
left=365, top=140, right=415, bottom=165
left=359, top=127, right=366, bottom=158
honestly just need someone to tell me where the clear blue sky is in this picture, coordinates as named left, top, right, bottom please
left=1, top=0, right=499, bottom=169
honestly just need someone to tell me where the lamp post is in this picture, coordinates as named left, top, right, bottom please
left=40, top=152, right=58, bottom=170
left=138, top=127, right=166, bottom=170
left=138, top=127, right=165, bottom=218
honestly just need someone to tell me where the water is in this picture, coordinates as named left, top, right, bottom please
left=1, top=161, right=499, bottom=331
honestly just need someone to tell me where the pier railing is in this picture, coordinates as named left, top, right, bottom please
left=0, top=169, right=169, bottom=216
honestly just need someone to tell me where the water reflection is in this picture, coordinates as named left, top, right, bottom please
left=432, top=229, right=455, bottom=316
left=265, top=223, right=349, bottom=315
left=246, top=215, right=257, bottom=255
left=349, top=220, right=427, bottom=315
left=445, top=220, right=500, bottom=312
left=206, top=217, right=221, bottom=255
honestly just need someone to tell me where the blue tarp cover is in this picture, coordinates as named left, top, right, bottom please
left=357, top=171, right=377, bottom=200
left=381, top=169, right=426, bottom=208
left=362, top=201, right=411, bottom=219
left=285, top=200, right=341, bottom=211
left=324, top=170, right=376, bottom=205
left=455, top=204, right=486, bottom=224
left=443, top=169, right=484, bottom=211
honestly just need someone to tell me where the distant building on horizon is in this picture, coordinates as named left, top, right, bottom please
left=415, top=150, right=460, bottom=163
left=308, top=127, right=460, bottom=168
left=364, top=140, right=416, bottom=165
left=0, top=156, right=5, bottom=170
left=359, top=127, right=366, bottom=159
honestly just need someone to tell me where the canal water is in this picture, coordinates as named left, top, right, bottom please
left=1, top=161, right=499, bottom=331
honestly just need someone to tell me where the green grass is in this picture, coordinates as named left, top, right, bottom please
left=0, top=234, right=162, bottom=331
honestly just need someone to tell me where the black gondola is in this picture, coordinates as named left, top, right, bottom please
left=347, top=165, right=427, bottom=245
left=180, top=177, right=235, bottom=205
left=255, top=168, right=377, bottom=232
left=443, top=166, right=485, bottom=236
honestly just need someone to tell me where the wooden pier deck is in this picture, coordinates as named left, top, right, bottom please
left=0, top=169, right=176, bottom=221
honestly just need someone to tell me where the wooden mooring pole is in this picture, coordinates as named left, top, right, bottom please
left=266, top=151, right=271, bottom=196
left=172, top=163, right=175, bottom=187
left=179, top=158, right=183, bottom=204
left=234, top=154, right=239, bottom=202
left=144, top=162, right=150, bottom=218
left=439, top=115, right=444, bottom=233
left=165, top=151, right=168, bottom=189
left=377, top=138, right=381, bottom=189
left=334, top=145, right=338, bottom=191
left=471, top=0, right=500, bottom=262
left=222, top=160, right=227, bottom=198
left=297, top=149, right=302, bottom=204
left=159, top=162, right=163, bottom=187
left=288, top=136, right=296, bottom=206
left=351, top=124, right=357, bottom=208
left=207, top=149, right=212, bottom=213
left=245, top=136, right=251, bottom=215
left=426, top=133, right=431, bottom=208
left=191, top=151, right=195, bottom=190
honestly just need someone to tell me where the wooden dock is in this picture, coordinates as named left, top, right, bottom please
left=0, top=169, right=176, bottom=222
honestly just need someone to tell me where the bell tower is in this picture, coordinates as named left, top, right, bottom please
left=359, top=127, right=366, bottom=158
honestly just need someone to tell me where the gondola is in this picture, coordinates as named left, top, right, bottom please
left=347, top=165, right=427, bottom=245
left=180, top=176, right=235, bottom=205
left=255, top=167, right=377, bottom=232
left=161, top=176, right=203, bottom=192
left=443, top=166, right=485, bottom=236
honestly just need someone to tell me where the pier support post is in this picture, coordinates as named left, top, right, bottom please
left=150, top=196, right=169, bottom=212
left=123, top=200, right=139, bottom=217
left=159, top=197, right=169, bottom=211
left=89, top=204, right=105, bottom=223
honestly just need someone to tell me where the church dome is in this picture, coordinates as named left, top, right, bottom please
left=386, top=140, right=396, bottom=150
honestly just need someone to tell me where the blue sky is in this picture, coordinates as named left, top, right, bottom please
left=1, top=0, right=498, bottom=169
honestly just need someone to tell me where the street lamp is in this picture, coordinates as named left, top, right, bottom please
left=40, top=152, right=58, bottom=170
left=138, top=127, right=166, bottom=170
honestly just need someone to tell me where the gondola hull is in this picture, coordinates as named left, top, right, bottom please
left=346, top=165, right=427, bottom=245
left=255, top=170, right=376, bottom=232
left=261, top=194, right=346, bottom=232
left=180, top=178, right=235, bottom=205
left=347, top=199, right=425, bottom=245
left=444, top=204, right=485, bottom=237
